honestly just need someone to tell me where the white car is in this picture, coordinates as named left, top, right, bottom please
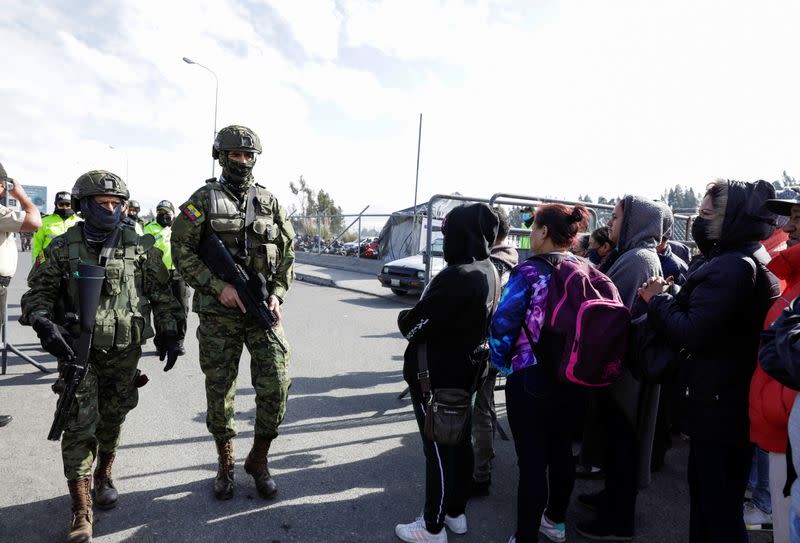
left=377, top=238, right=446, bottom=296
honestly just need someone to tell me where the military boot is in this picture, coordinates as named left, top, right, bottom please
left=93, top=451, right=118, bottom=509
left=214, top=439, right=234, bottom=500
left=67, top=477, right=93, bottom=543
left=244, top=436, right=278, bottom=499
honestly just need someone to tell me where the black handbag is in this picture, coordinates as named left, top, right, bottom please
left=627, top=313, right=680, bottom=384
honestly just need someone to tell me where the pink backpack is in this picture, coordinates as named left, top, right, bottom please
left=523, top=254, right=630, bottom=387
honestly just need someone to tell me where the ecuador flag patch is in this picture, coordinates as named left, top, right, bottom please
left=34, top=253, right=46, bottom=270
left=182, top=204, right=202, bottom=222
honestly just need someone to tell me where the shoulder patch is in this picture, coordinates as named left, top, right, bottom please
left=34, top=252, right=46, bottom=270
left=182, top=203, right=202, bottom=222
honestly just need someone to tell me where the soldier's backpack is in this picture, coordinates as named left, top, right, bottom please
left=522, top=253, right=630, bottom=387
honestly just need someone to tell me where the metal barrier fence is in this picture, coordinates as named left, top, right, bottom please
left=290, top=194, right=697, bottom=284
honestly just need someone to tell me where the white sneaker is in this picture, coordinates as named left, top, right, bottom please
left=395, top=517, right=448, bottom=542
left=539, top=514, right=567, bottom=543
left=743, top=500, right=773, bottom=531
left=444, top=513, right=467, bottom=534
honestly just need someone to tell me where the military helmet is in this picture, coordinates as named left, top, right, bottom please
left=128, top=199, right=141, bottom=211
left=71, top=170, right=128, bottom=212
left=212, top=125, right=262, bottom=159
left=156, top=200, right=174, bottom=213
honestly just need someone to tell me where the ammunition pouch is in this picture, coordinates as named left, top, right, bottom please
left=248, top=243, right=279, bottom=277
left=92, top=309, right=144, bottom=352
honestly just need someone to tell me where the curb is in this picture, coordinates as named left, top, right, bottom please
left=295, top=272, right=411, bottom=303
left=294, top=272, right=336, bottom=289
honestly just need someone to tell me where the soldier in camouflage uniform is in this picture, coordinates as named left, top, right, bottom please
left=20, top=171, right=185, bottom=543
left=171, top=125, right=294, bottom=501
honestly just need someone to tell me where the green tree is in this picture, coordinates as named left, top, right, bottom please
left=316, top=189, right=344, bottom=235
left=288, top=176, right=345, bottom=240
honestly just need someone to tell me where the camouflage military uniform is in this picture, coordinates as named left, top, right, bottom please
left=171, top=180, right=294, bottom=441
left=20, top=223, right=184, bottom=480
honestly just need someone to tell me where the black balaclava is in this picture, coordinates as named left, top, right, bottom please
left=219, top=152, right=256, bottom=198
left=156, top=213, right=173, bottom=227
left=82, top=197, right=123, bottom=244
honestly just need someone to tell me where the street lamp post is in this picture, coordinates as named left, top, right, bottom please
left=183, top=56, right=219, bottom=178
left=109, top=145, right=129, bottom=181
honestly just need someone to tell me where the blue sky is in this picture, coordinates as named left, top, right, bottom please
left=2, top=0, right=800, bottom=221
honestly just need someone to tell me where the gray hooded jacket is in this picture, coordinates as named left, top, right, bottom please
left=605, top=195, right=664, bottom=489
left=606, top=196, right=664, bottom=309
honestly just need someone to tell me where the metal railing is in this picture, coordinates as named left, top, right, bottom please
left=289, top=193, right=699, bottom=285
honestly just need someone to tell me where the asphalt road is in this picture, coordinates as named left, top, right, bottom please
left=0, top=255, right=771, bottom=543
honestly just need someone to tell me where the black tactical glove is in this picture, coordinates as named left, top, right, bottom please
left=157, top=332, right=181, bottom=372
left=32, top=317, right=76, bottom=359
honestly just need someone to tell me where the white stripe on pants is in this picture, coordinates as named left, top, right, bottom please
left=771, top=451, right=791, bottom=543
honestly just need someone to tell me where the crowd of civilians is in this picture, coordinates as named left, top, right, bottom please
left=395, top=179, right=800, bottom=543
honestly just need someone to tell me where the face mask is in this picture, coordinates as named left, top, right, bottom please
left=156, top=213, right=173, bottom=227
left=587, top=248, right=601, bottom=265
left=127, top=210, right=138, bottom=219
left=691, top=217, right=716, bottom=256
left=522, top=214, right=535, bottom=228
left=84, top=198, right=123, bottom=232
left=55, top=208, right=74, bottom=219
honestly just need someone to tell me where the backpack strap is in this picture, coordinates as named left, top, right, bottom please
left=65, top=224, right=84, bottom=277
left=417, top=343, right=432, bottom=400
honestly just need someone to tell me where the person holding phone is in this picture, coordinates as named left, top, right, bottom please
left=0, top=162, right=42, bottom=428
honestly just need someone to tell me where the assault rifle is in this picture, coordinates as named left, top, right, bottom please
left=47, top=263, right=106, bottom=441
left=199, top=232, right=288, bottom=353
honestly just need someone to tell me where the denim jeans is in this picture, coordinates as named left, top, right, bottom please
left=748, top=447, right=772, bottom=514
left=790, top=508, right=800, bottom=543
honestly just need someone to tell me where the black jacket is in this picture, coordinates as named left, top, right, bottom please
left=398, top=203, right=499, bottom=398
left=647, top=180, right=781, bottom=444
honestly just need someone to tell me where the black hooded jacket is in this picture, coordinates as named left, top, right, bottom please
left=398, top=204, right=499, bottom=397
left=647, top=180, right=781, bottom=443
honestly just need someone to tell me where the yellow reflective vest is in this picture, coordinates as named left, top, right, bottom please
left=32, top=213, right=81, bottom=263
left=143, top=220, right=173, bottom=270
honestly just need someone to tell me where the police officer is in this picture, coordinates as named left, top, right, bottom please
left=32, top=191, right=81, bottom=265
left=21, top=170, right=185, bottom=543
left=172, top=125, right=294, bottom=501
left=144, top=200, right=189, bottom=353
left=125, top=199, right=144, bottom=226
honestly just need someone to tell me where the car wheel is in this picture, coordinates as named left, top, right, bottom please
left=391, top=288, right=408, bottom=296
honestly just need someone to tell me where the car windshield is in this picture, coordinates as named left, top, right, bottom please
left=422, top=238, right=444, bottom=256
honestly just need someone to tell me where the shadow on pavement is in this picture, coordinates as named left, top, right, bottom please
left=339, top=297, right=411, bottom=309
left=0, top=433, right=427, bottom=543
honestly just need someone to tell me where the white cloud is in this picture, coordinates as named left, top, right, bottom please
left=3, top=0, right=800, bottom=222
left=263, top=0, right=343, bottom=60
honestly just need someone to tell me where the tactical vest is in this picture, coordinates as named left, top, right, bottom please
left=206, top=181, right=282, bottom=279
left=64, top=225, right=153, bottom=352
